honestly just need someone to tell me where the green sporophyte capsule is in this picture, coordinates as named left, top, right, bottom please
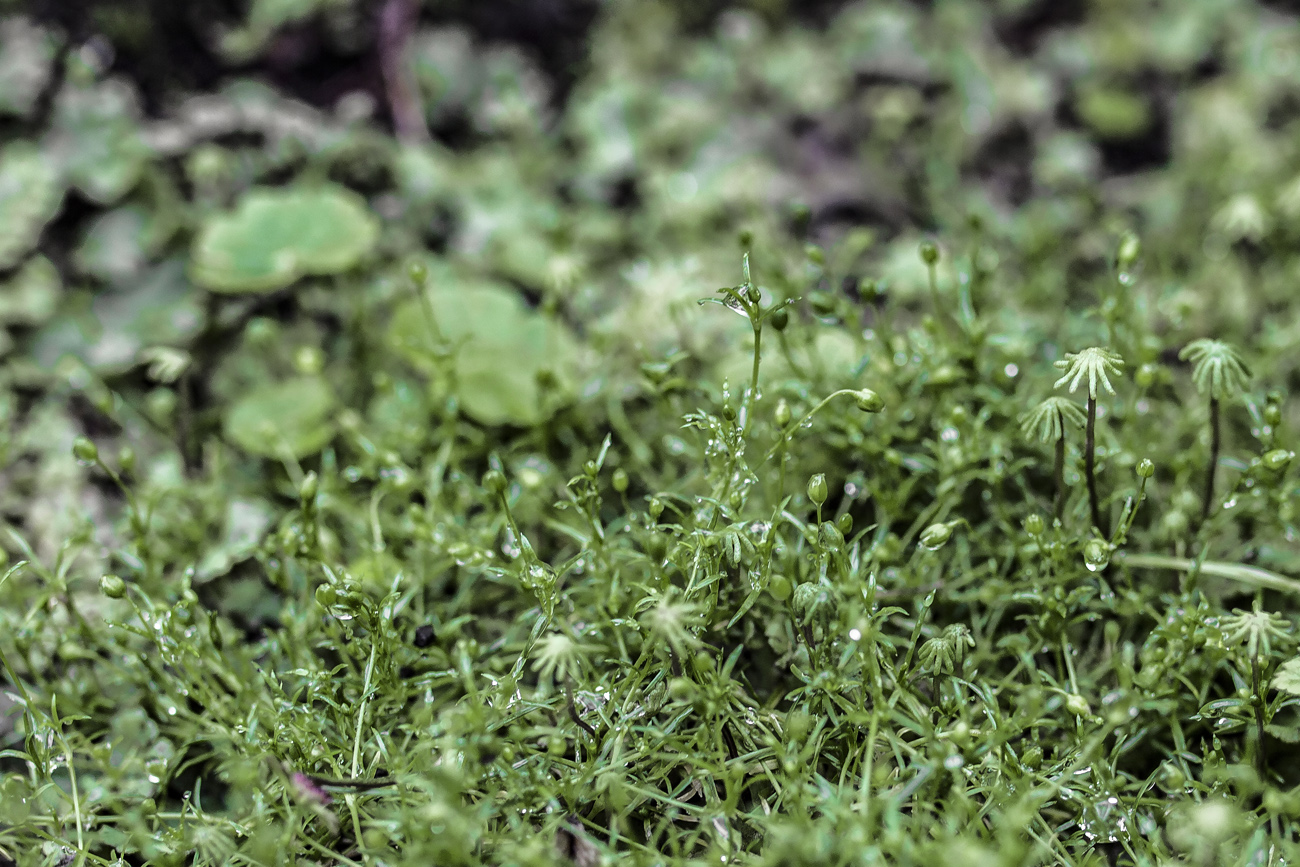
left=612, top=468, right=629, bottom=493
left=72, top=436, right=99, bottom=464
left=482, top=468, right=507, bottom=497
left=775, top=398, right=792, bottom=427
left=315, top=583, right=338, bottom=609
left=919, top=522, right=955, bottom=550
left=807, top=473, right=828, bottom=507
left=855, top=388, right=884, bottom=413
left=100, top=574, right=126, bottom=599
left=407, top=259, right=428, bottom=286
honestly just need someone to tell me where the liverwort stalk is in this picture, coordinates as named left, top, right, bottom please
left=1020, top=397, right=1087, bottom=522
left=1178, top=339, right=1248, bottom=524
left=1054, top=347, right=1125, bottom=534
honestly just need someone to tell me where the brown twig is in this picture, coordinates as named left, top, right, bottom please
left=378, top=0, right=428, bottom=142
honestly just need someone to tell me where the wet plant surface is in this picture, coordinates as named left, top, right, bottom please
left=2, top=0, right=1300, bottom=865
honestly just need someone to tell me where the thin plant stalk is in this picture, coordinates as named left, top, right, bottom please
left=1201, top=396, right=1220, bottom=522
left=1250, top=651, right=1268, bottom=775
left=1053, top=433, right=1066, bottom=522
left=1085, top=395, right=1103, bottom=534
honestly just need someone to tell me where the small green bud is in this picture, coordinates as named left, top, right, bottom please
left=721, top=403, right=737, bottom=422
left=1135, top=363, right=1158, bottom=388
left=804, top=244, right=825, bottom=266
left=792, top=582, right=834, bottom=627
left=769, top=306, right=789, bottom=331
left=293, top=345, right=324, bottom=376
left=640, top=361, right=671, bottom=385
left=1263, top=449, right=1294, bottom=471
left=299, top=471, right=319, bottom=506
left=858, top=277, right=879, bottom=302
left=140, top=797, right=157, bottom=819
left=207, top=613, right=224, bottom=650
left=1021, top=745, right=1043, bottom=771
left=1065, top=693, right=1091, bottom=718
left=820, top=521, right=844, bottom=549
left=768, top=574, right=792, bottom=602
left=919, top=522, right=954, bottom=550
left=809, top=291, right=836, bottom=316
left=648, top=497, right=664, bottom=520
left=483, top=469, right=507, bottom=498
left=100, top=574, right=126, bottom=599
left=72, top=436, right=98, bottom=464
left=836, top=512, right=853, bottom=535
left=775, top=398, right=792, bottom=428
left=738, top=229, right=754, bottom=249
left=611, top=468, right=629, bottom=493
left=407, top=259, right=428, bottom=287
left=1264, top=403, right=1282, bottom=427
left=807, top=473, right=828, bottom=507
left=315, top=583, right=338, bottom=609
left=919, top=240, right=940, bottom=265
left=854, top=388, right=884, bottom=413
left=668, top=677, right=696, bottom=703
left=1136, top=458, right=1155, bottom=479
left=1116, top=232, right=1140, bottom=271
left=117, top=446, right=136, bottom=476
left=1023, top=514, right=1045, bottom=537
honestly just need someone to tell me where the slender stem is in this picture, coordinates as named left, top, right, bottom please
left=1202, top=396, right=1220, bottom=523
left=742, top=319, right=762, bottom=438
left=1053, top=434, right=1066, bottom=522
left=1115, top=552, right=1300, bottom=596
left=1085, top=396, right=1104, bottom=534
left=1251, top=654, right=1268, bottom=775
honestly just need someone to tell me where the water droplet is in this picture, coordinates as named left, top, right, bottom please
left=943, top=755, right=964, bottom=770
left=940, top=426, right=959, bottom=442
left=1083, top=544, right=1110, bottom=572
left=849, top=628, right=862, bottom=641
left=1222, top=498, right=1237, bottom=509
left=1004, top=363, right=1018, bottom=377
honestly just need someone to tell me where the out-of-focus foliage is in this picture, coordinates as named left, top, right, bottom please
left=0, top=1, right=1298, bottom=865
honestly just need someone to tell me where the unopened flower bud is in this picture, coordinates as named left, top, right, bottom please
left=775, top=398, right=792, bottom=428
left=919, top=240, right=940, bottom=265
left=807, top=473, right=828, bottom=507
left=100, top=574, right=126, bottom=599
left=72, top=436, right=98, bottom=464
left=855, top=388, right=884, bottom=413
left=482, top=469, right=507, bottom=498
left=1136, top=458, right=1155, bottom=479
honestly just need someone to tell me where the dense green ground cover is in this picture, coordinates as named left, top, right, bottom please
left=2, top=0, right=1300, bottom=863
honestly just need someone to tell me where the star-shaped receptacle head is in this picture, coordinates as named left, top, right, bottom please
left=1178, top=338, right=1249, bottom=401
left=1019, top=396, right=1087, bottom=443
left=1053, top=347, right=1125, bottom=399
